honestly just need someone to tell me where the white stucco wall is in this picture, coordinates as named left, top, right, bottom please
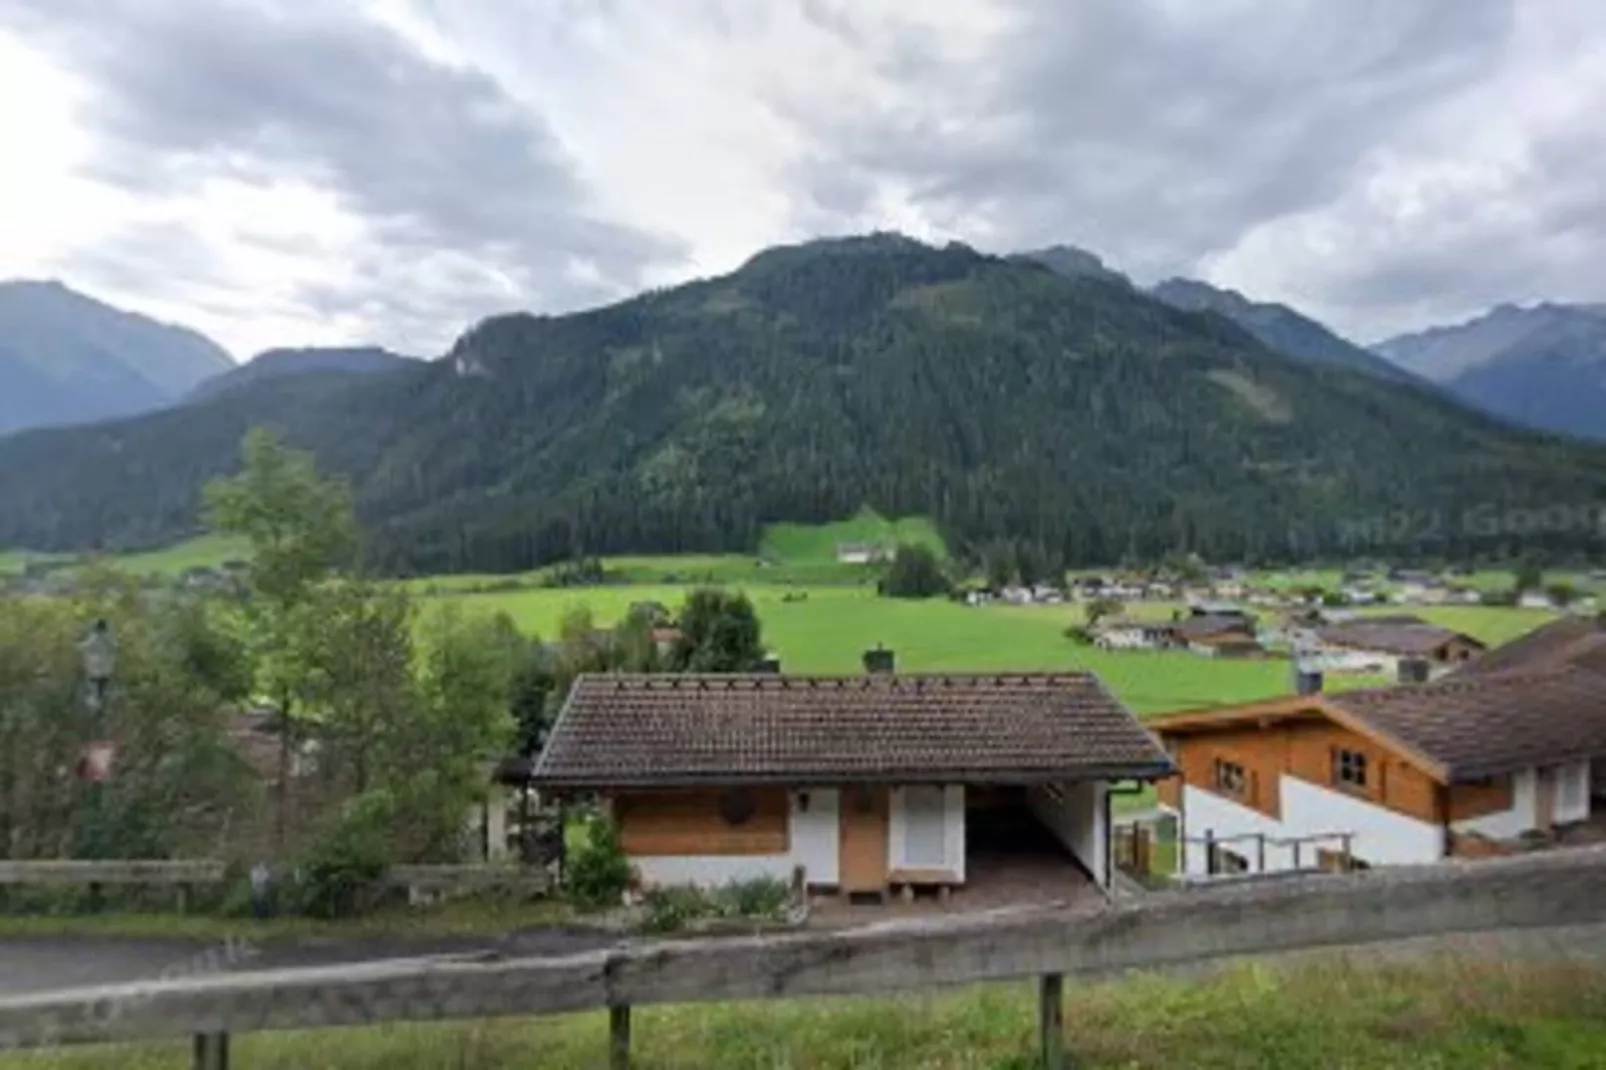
left=790, top=788, right=840, bottom=887
left=630, top=854, right=796, bottom=888
left=1281, top=776, right=1443, bottom=866
left=1028, top=781, right=1107, bottom=886
left=1181, top=774, right=1444, bottom=876
left=889, top=785, right=965, bottom=882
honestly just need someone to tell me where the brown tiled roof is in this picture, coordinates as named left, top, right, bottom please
left=532, top=673, right=1172, bottom=788
left=1329, top=667, right=1606, bottom=781
left=1451, top=616, right=1606, bottom=678
left=1315, top=620, right=1481, bottom=656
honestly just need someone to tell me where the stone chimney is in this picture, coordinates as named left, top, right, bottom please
left=863, top=645, right=896, bottom=674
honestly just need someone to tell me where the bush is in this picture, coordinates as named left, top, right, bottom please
left=641, top=886, right=707, bottom=934
left=639, top=876, right=792, bottom=934
left=566, top=814, right=633, bottom=911
left=1063, top=624, right=1094, bottom=645
left=287, top=792, right=397, bottom=919
left=715, top=875, right=790, bottom=919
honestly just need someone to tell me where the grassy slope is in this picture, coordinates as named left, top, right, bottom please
left=11, top=958, right=1606, bottom=1069
left=760, top=508, right=947, bottom=561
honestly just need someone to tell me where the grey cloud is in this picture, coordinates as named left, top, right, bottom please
left=779, top=0, right=1514, bottom=283
left=2, top=0, right=685, bottom=346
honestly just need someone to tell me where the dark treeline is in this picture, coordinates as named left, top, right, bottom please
left=2, top=233, right=1605, bottom=575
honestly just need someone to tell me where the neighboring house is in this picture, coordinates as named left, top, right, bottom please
left=1450, top=615, right=1606, bottom=680
left=1093, top=618, right=1173, bottom=651
left=531, top=672, right=1171, bottom=898
left=1152, top=664, right=1606, bottom=876
left=650, top=627, right=682, bottom=656
left=1518, top=591, right=1558, bottom=610
left=1169, top=614, right=1261, bottom=657
left=1313, top=619, right=1485, bottom=677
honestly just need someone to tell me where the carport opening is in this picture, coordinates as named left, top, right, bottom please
left=963, top=784, right=1101, bottom=902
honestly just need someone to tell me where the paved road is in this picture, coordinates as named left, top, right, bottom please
left=0, top=928, right=621, bottom=998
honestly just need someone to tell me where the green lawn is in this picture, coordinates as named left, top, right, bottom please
left=759, top=506, right=947, bottom=562
left=1355, top=604, right=1561, bottom=647
left=10, top=957, right=1606, bottom=1069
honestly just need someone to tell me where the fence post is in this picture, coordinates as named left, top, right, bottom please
left=1292, top=839, right=1302, bottom=870
left=193, top=1031, right=229, bottom=1070
left=1039, top=972, right=1065, bottom=1070
left=609, top=1003, right=631, bottom=1070
left=1203, top=829, right=1215, bottom=875
left=1256, top=833, right=1266, bottom=873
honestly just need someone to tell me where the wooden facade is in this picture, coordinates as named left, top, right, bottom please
left=1156, top=713, right=1446, bottom=826
left=838, top=786, right=891, bottom=893
left=612, top=788, right=790, bottom=857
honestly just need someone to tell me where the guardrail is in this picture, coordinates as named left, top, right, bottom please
left=3, top=846, right=1606, bottom=1069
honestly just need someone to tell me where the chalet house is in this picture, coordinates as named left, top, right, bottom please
left=835, top=542, right=888, bottom=565
left=531, top=672, right=1171, bottom=899
left=1313, top=618, right=1484, bottom=677
left=1151, top=663, right=1606, bottom=876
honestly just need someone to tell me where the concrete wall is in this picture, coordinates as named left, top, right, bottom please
left=790, top=788, right=840, bottom=887
left=1027, top=781, right=1107, bottom=886
left=1180, top=784, right=1294, bottom=875
left=889, top=785, right=965, bottom=882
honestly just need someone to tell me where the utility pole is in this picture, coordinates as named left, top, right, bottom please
left=78, top=619, right=117, bottom=871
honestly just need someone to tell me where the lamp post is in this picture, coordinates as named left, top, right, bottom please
left=78, top=619, right=117, bottom=863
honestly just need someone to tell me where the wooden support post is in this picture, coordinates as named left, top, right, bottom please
left=1039, top=972, right=1066, bottom=1070
left=1341, top=834, right=1354, bottom=871
left=193, top=1031, right=229, bottom=1070
left=609, top=1003, right=631, bottom=1070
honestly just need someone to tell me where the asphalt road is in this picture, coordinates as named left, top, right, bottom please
left=0, top=928, right=621, bottom=998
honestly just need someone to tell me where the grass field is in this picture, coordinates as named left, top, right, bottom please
left=432, top=585, right=1415, bottom=716
left=9, top=957, right=1606, bottom=1068
left=1354, top=604, right=1564, bottom=647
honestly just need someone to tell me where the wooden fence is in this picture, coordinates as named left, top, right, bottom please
left=2, top=845, right=1606, bottom=1069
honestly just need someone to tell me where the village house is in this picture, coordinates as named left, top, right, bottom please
left=1313, top=617, right=1485, bottom=677
left=530, top=667, right=1172, bottom=903
left=835, top=542, right=889, bottom=565
left=1092, top=618, right=1174, bottom=651
left=1151, top=662, right=1606, bottom=877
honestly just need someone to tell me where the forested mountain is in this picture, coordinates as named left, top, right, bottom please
left=1375, top=303, right=1606, bottom=440
left=188, top=346, right=415, bottom=403
left=1151, top=278, right=1417, bottom=384
left=0, top=281, right=233, bottom=435
left=3, top=234, right=1605, bottom=573
left=1013, top=245, right=1132, bottom=286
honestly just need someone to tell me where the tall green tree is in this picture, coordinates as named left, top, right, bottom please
left=668, top=589, right=765, bottom=672
left=879, top=543, right=949, bottom=598
left=204, top=427, right=356, bottom=849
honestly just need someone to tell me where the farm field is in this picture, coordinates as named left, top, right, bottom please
left=9, top=957, right=1605, bottom=1069
left=431, top=584, right=1408, bottom=716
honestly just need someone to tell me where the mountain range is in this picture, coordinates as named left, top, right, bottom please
left=1, top=234, right=1603, bottom=574
left=0, top=281, right=234, bottom=435
left=1375, top=303, right=1606, bottom=441
left=187, top=346, right=414, bottom=403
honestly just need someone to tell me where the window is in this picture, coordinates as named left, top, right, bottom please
left=1213, top=758, right=1248, bottom=799
left=902, top=786, right=947, bottom=867
left=1558, top=763, right=1587, bottom=816
left=1333, top=748, right=1368, bottom=790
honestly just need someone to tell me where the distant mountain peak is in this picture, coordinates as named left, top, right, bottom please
left=0, top=280, right=233, bottom=436
left=186, top=345, right=415, bottom=403
left=1374, top=301, right=1606, bottom=440
left=1148, top=276, right=1419, bottom=385
left=1014, top=245, right=1132, bottom=286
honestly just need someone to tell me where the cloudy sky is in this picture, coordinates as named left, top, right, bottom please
left=1, top=0, right=1602, bottom=360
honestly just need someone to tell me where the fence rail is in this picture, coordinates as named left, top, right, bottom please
left=3, top=846, right=1606, bottom=1069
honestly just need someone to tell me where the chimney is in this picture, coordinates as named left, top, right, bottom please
left=863, top=645, right=896, bottom=675
left=757, top=654, right=782, bottom=674
left=1398, top=658, right=1431, bottom=684
left=1294, top=669, right=1324, bottom=696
